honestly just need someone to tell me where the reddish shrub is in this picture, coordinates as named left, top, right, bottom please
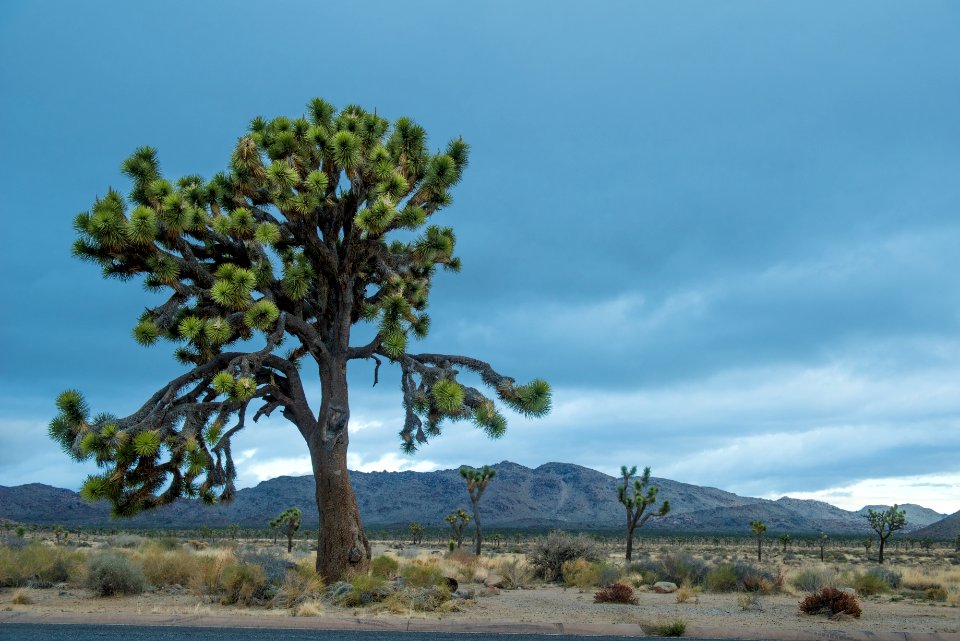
left=799, top=587, right=861, bottom=618
left=594, top=581, right=639, bottom=605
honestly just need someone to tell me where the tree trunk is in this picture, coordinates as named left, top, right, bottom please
left=472, top=497, right=482, bottom=556
left=757, top=538, right=762, bottom=562
left=625, top=525, right=635, bottom=561
left=878, top=537, right=885, bottom=564
left=309, top=361, right=371, bottom=581
left=287, top=533, right=293, bottom=554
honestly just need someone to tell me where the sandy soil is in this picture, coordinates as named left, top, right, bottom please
left=3, top=582, right=957, bottom=635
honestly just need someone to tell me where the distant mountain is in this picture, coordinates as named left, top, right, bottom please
left=0, top=462, right=950, bottom=536
left=855, top=504, right=947, bottom=528
left=910, top=510, right=960, bottom=540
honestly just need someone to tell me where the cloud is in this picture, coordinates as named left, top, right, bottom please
left=766, top=472, right=960, bottom=514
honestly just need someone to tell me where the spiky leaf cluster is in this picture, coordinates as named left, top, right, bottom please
left=618, top=465, right=671, bottom=532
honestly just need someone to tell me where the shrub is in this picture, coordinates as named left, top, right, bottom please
left=852, top=571, right=888, bottom=596
left=274, top=562, right=325, bottom=609
left=11, top=588, right=33, bottom=605
left=865, top=566, right=901, bottom=589
left=799, top=587, right=861, bottom=618
left=528, top=530, right=603, bottom=581
left=705, top=563, right=738, bottom=592
left=562, top=558, right=602, bottom=590
left=400, top=560, right=445, bottom=588
left=109, top=534, right=144, bottom=548
left=737, top=593, right=762, bottom=611
left=924, top=586, right=948, bottom=602
left=338, top=574, right=388, bottom=607
left=594, top=581, right=638, bottom=604
left=220, top=562, right=268, bottom=605
left=85, top=552, right=146, bottom=596
left=598, top=563, right=621, bottom=587
left=234, top=549, right=293, bottom=584
left=370, top=555, right=400, bottom=579
left=790, top=567, right=835, bottom=593
left=497, top=557, right=532, bottom=589
left=675, top=583, right=699, bottom=604
left=188, top=551, right=234, bottom=597
left=645, top=618, right=687, bottom=636
left=0, top=544, right=82, bottom=587
left=655, top=552, right=709, bottom=586
left=140, top=549, right=195, bottom=587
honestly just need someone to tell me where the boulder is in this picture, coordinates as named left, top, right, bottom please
left=653, top=581, right=678, bottom=593
left=484, top=573, right=506, bottom=588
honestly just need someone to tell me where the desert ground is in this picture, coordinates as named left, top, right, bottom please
left=1, top=529, right=957, bottom=637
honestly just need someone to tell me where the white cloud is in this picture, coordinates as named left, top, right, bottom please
left=764, top=472, right=960, bottom=514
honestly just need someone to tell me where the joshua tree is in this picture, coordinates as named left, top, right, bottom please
left=778, top=534, right=791, bottom=553
left=862, top=538, right=873, bottom=557
left=460, top=464, right=496, bottom=555
left=617, top=465, right=671, bottom=561
left=271, top=507, right=302, bottom=553
left=15, top=526, right=25, bottom=539
left=53, top=524, right=68, bottom=545
left=47, top=98, right=551, bottom=581
left=817, top=532, right=829, bottom=561
left=408, top=521, right=425, bottom=545
left=750, top=519, right=767, bottom=562
left=954, top=534, right=959, bottom=552
left=491, top=532, right=503, bottom=548
left=865, top=505, right=907, bottom=564
left=444, top=508, right=471, bottom=549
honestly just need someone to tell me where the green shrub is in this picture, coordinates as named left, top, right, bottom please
left=705, top=563, right=738, bottom=592
left=220, top=562, right=267, bottom=605
left=852, top=571, right=888, bottom=596
left=924, top=585, right=948, bottom=602
left=633, top=553, right=708, bottom=586
left=646, top=618, right=687, bottom=636
left=400, top=561, right=445, bottom=588
left=140, top=549, right=195, bottom=587
left=338, top=573, right=388, bottom=606
left=370, top=555, right=400, bottom=578
left=528, top=530, right=603, bottom=581
left=85, top=552, right=146, bottom=596
left=865, top=566, right=901, bottom=589
left=597, top=563, right=621, bottom=587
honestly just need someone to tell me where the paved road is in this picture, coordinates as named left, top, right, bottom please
left=0, top=624, right=688, bottom=641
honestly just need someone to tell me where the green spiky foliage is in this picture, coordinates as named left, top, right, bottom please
left=51, top=99, right=551, bottom=580
left=617, top=465, right=671, bottom=561
left=779, top=533, right=791, bottom=553
left=444, top=508, right=471, bottom=549
left=459, top=464, right=496, bottom=555
left=408, top=521, right=425, bottom=545
left=749, top=519, right=767, bottom=561
left=865, top=505, right=907, bottom=564
left=271, top=507, right=302, bottom=553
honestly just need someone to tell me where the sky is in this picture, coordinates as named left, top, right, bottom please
left=1, top=1, right=959, bottom=515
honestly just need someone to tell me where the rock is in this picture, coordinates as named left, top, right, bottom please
left=444, top=576, right=459, bottom=592
left=653, top=581, right=678, bottom=593
left=484, top=574, right=506, bottom=588
left=837, top=586, right=857, bottom=596
left=453, top=587, right=476, bottom=600
left=480, top=586, right=500, bottom=597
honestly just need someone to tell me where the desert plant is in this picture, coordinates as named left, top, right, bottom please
left=15, top=527, right=25, bottom=539
left=750, top=520, right=766, bottom=562
left=790, top=567, right=836, bottom=593
left=865, top=566, right=901, bottom=589
left=705, top=563, right=739, bottom=592
left=852, top=571, right=888, bottom=596
left=274, top=561, right=325, bottom=609
left=408, top=522, right=425, bottom=545
left=862, top=538, right=873, bottom=557
left=645, top=618, right=687, bottom=637
left=799, top=586, right=861, bottom=618
left=497, top=557, right=532, bottom=589
left=140, top=548, right=196, bottom=587
left=221, top=562, right=268, bottom=605
left=737, top=592, right=762, bottom=611
left=617, top=465, right=670, bottom=561
left=10, top=588, right=33, bottom=605
left=271, top=507, right=302, bottom=553
left=0, top=543, right=83, bottom=587
left=338, top=573, right=388, bottom=606
left=444, top=508, right=471, bottom=549
left=189, top=551, right=235, bottom=597
left=924, top=585, right=948, bottom=601
left=818, top=532, right=828, bottom=562
left=675, top=583, right=699, bottom=604
left=370, top=554, right=400, bottom=579
left=778, top=534, right=791, bottom=553
left=460, top=465, right=496, bottom=555
left=654, top=552, right=710, bottom=586
left=562, top=558, right=602, bottom=590
left=865, top=505, right=907, bottom=564
left=400, top=560, right=446, bottom=588
left=528, top=530, right=603, bottom=581
left=594, top=581, right=638, bottom=604
left=85, top=552, right=146, bottom=596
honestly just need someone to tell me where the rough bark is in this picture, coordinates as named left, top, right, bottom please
left=625, top=526, right=635, bottom=561
left=472, top=497, right=482, bottom=556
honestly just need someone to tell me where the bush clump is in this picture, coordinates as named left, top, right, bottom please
left=0, top=543, right=82, bottom=587
left=562, top=558, right=602, bottom=590
left=274, top=561, right=325, bottom=609
left=852, top=571, right=889, bottom=596
left=140, top=549, right=195, bottom=587
left=644, top=618, right=687, bottom=637
left=799, top=587, right=862, bottom=618
left=400, top=560, right=446, bottom=588
left=633, top=552, right=708, bottom=587
left=337, top=574, right=388, bottom=607
left=220, top=562, right=268, bottom=605
left=528, top=530, right=603, bottom=581
left=370, top=555, right=400, bottom=579
left=594, top=581, right=638, bottom=604
left=789, top=567, right=836, bottom=593
left=865, top=566, right=901, bottom=589
left=85, top=552, right=146, bottom=596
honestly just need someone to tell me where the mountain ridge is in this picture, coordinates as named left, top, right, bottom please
left=0, top=461, right=950, bottom=536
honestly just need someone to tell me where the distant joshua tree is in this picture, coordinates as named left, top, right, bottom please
left=954, top=534, right=960, bottom=552
left=491, top=532, right=503, bottom=548
left=778, top=534, right=791, bottom=553
left=617, top=465, right=671, bottom=561
left=408, top=521, right=425, bottom=545
left=444, top=508, right=471, bottom=549
left=750, top=519, right=767, bottom=561
left=460, top=465, right=496, bottom=555
left=862, top=538, right=873, bottom=557
left=865, top=505, right=907, bottom=564
left=271, top=507, right=302, bottom=553
left=818, top=532, right=828, bottom=562
left=53, top=524, right=68, bottom=545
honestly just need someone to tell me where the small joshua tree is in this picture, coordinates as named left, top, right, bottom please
left=862, top=538, right=873, bottom=558
left=617, top=465, right=670, bottom=561
left=750, top=519, right=767, bottom=562
left=778, top=534, right=791, bottom=553
left=818, top=532, right=828, bottom=562
left=444, top=508, right=471, bottom=549
left=271, top=507, right=302, bottom=553
left=460, top=464, right=496, bottom=555
left=492, top=532, right=503, bottom=548
left=408, top=521, right=425, bottom=545
left=53, top=524, right=68, bottom=545
left=15, top=526, right=25, bottom=539
left=865, top=505, right=907, bottom=564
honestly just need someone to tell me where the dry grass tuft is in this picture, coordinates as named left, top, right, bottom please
left=10, top=589, right=33, bottom=605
